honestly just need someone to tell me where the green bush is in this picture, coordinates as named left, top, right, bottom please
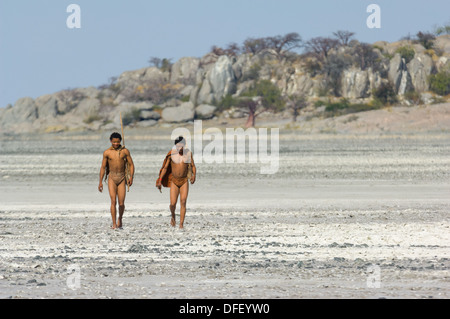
left=395, top=46, right=415, bottom=63
left=216, top=94, right=238, bottom=111
left=415, top=32, right=435, bottom=50
left=324, top=99, right=350, bottom=113
left=314, top=100, right=326, bottom=107
left=180, top=95, right=190, bottom=102
left=403, top=90, right=422, bottom=105
left=243, top=80, right=285, bottom=111
left=382, top=52, right=394, bottom=60
left=241, top=63, right=261, bottom=81
left=429, top=71, right=450, bottom=96
left=321, top=98, right=381, bottom=117
left=372, top=82, right=398, bottom=105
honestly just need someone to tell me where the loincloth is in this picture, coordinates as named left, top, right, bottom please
left=171, top=176, right=188, bottom=188
left=109, top=171, right=125, bottom=186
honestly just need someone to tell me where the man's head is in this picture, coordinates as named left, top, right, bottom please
left=175, top=136, right=186, bottom=152
left=110, top=132, right=122, bottom=149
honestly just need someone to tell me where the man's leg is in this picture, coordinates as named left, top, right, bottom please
left=169, top=183, right=180, bottom=227
left=117, top=179, right=126, bottom=228
left=179, top=182, right=189, bottom=229
left=108, top=178, right=118, bottom=229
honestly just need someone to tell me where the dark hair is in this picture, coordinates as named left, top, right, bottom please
left=110, top=132, right=122, bottom=141
left=175, top=136, right=186, bottom=145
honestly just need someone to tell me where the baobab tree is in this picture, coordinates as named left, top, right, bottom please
left=332, top=30, right=355, bottom=47
left=242, top=32, right=302, bottom=58
left=304, top=37, right=340, bottom=63
left=266, top=32, right=303, bottom=59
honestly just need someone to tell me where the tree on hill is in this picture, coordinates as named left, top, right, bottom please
left=148, top=57, right=173, bottom=72
left=304, top=37, right=340, bottom=63
left=333, top=30, right=355, bottom=47
left=241, top=32, right=302, bottom=59
left=242, top=37, right=270, bottom=55
left=414, top=31, right=436, bottom=50
left=211, top=42, right=241, bottom=57
left=266, top=32, right=303, bottom=58
left=353, top=42, right=380, bottom=70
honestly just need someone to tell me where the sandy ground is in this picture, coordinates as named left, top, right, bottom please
left=0, top=132, right=449, bottom=299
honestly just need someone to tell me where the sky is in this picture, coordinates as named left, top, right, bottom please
left=0, top=0, right=449, bottom=108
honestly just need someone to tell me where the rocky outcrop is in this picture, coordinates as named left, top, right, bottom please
left=117, top=67, right=168, bottom=87
left=434, top=35, right=450, bottom=54
left=407, top=53, right=433, bottom=92
left=72, top=98, right=101, bottom=118
left=436, top=56, right=450, bottom=73
left=35, top=95, right=58, bottom=119
left=196, top=55, right=237, bottom=105
left=170, top=57, right=200, bottom=84
left=339, top=67, right=384, bottom=99
left=161, top=101, right=195, bottom=123
left=388, top=54, right=413, bottom=95
left=135, top=119, right=158, bottom=127
left=340, top=68, right=370, bottom=98
left=140, top=110, right=161, bottom=121
left=0, top=97, right=37, bottom=132
left=285, top=73, right=325, bottom=97
left=1, top=35, right=449, bottom=134
left=195, top=104, right=216, bottom=119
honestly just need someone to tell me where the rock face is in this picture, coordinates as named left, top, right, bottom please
left=196, top=55, right=237, bottom=104
left=161, top=101, right=194, bottom=123
left=35, top=95, right=58, bottom=119
left=11, top=97, right=37, bottom=123
left=170, top=57, right=200, bottom=84
left=286, top=73, right=324, bottom=97
left=434, top=35, right=450, bottom=54
left=340, top=68, right=370, bottom=98
left=388, top=54, right=413, bottom=95
left=117, top=67, right=168, bottom=87
left=195, top=104, right=216, bottom=119
left=407, top=53, right=433, bottom=92
left=0, top=97, right=37, bottom=132
left=436, top=56, right=450, bottom=73
left=140, top=110, right=161, bottom=121
left=72, top=98, right=101, bottom=118
left=135, top=119, right=157, bottom=127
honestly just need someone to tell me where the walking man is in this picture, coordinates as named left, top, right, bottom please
left=156, top=136, right=196, bottom=229
left=99, top=132, right=135, bottom=229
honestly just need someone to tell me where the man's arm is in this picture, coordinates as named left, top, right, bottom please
left=125, top=149, right=135, bottom=186
left=156, top=156, right=171, bottom=189
left=98, top=151, right=108, bottom=192
left=190, top=152, right=196, bottom=184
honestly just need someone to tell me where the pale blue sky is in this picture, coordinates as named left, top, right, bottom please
left=1, top=0, right=449, bottom=108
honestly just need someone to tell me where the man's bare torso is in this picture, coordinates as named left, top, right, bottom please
left=105, top=147, right=127, bottom=174
left=170, top=149, right=191, bottom=179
